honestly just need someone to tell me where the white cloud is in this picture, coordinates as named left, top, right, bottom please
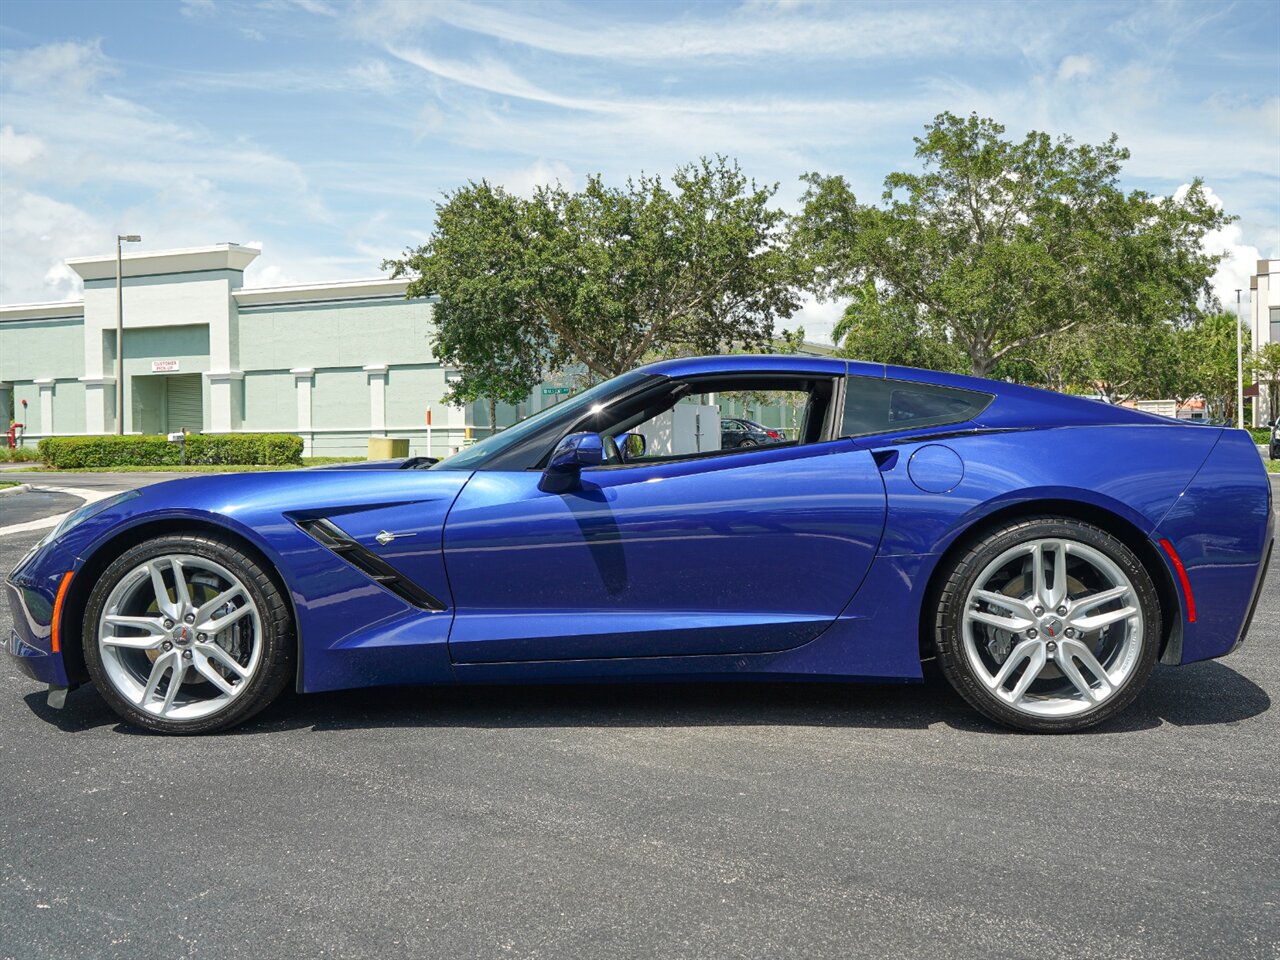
left=181, top=0, right=216, bottom=18
left=791, top=293, right=846, bottom=346
left=288, top=0, right=338, bottom=17
left=366, top=0, right=1010, bottom=64
left=0, top=40, right=335, bottom=303
left=347, top=59, right=397, bottom=94
left=1179, top=183, right=1267, bottom=310
left=500, top=160, right=575, bottom=198
left=0, top=38, right=117, bottom=94
left=0, top=126, right=45, bottom=168
left=243, top=262, right=300, bottom=288
left=386, top=46, right=608, bottom=113
left=384, top=43, right=934, bottom=176
left=0, top=185, right=102, bottom=303
left=1057, top=54, right=1095, bottom=81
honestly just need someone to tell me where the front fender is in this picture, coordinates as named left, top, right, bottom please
left=8, top=469, right=474, bottom=695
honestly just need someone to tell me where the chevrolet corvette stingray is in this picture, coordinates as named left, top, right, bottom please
left=6, top=355, right=1273, bottom=734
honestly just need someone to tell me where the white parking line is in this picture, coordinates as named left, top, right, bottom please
left=0, top=487, right=111, bottom=538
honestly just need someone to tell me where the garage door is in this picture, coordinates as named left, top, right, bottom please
left=165, top=374, right=203, bottom=433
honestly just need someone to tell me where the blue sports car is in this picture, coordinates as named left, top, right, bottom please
left=6, top=355, right=1273, bottom=734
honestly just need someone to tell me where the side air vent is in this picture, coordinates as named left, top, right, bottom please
left=297, top=518, right=448, bottom=612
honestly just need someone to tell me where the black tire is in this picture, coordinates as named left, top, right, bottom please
left=931, top=517, right=1160, bottom=733
left=82, top=533, right=294, bottom=735
left=738, top=438, right=759, bottom=448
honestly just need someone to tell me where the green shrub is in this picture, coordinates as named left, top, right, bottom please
left=1248, top=427, right=1273, bottom=444
left=184, top=433, right=304, bottom=466
left=38, top=433, right=304, bottom=469
left=0, top=445, right=42, bottom=462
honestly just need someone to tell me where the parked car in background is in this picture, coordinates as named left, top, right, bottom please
left=720, top=417, right=786, bottom=448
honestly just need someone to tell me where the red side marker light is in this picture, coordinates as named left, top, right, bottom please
left=50, top=571, right=74, bottom=653
left=1158, top=539, right=1196, bottom=624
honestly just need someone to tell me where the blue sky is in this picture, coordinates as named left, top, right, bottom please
left=1, top=0, right=1277, bottom=342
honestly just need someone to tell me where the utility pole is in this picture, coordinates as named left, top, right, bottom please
left=1235, top=288, right=1245, bottom=430
left=115, top=234, right=142, bottom=434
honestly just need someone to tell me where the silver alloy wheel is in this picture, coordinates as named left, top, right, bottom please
left=961, top=538, right=1144, bottom=718
left=97, top=554, right=263, bottom=721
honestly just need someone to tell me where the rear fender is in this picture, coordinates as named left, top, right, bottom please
left=1151, top=431, right=1273, bottom=663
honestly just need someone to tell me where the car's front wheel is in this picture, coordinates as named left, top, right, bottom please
left=82, top=533, right=294, bottom=734
left=932, top=517, right=1159, bottom=732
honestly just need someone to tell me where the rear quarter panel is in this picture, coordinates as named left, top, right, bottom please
left=801, top=423, right=1225, bottom=680
left=1150, top=430, right=1273, bottom=662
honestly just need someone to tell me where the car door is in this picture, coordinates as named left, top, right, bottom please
left=442, top=439, right=887, bottom=664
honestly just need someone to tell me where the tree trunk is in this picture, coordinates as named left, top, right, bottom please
left=970, top=353, right=996, bottom=378
left=488, top=397, right=498, bottom=436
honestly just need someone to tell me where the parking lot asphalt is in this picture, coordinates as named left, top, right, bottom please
left=0, top=490, right=82, bottom=528
left=0, top=480, right=1277, bottom=960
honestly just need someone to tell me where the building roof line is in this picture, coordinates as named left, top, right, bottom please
left=235, top=276, right=408, bottom=296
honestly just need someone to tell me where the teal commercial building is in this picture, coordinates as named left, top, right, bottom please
left=0, top=243, right=534, bottom=457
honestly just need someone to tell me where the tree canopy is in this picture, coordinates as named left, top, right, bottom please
left=385, top=157, right=800, bottom=406
left=1249, top=342, right=1280, bottom=424
left=1186, top=311, right=1249, bottom=421
left=794, top=112, right=1233, bottom=378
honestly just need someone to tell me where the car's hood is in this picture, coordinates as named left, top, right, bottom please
left=131, top=468, right=472, bottom=523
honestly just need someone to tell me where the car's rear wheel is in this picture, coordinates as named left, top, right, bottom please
left=932, top=517, right=1159, bottom=732
left=83, top=534, right=294, bottom=734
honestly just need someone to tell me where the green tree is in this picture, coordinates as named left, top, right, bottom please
left=1249, top=341, right=1280, bottom=424
left=832, top=279, right=966, bottom=372
left=1078, top=318, right=1186, bottom=405
left=385, top=157, right=801, bottom=405
left=1187, top=311, right=1250, bottom=421
left=794, top=112, right=1232, bottom=378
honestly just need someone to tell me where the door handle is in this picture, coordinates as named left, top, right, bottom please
left=871, top=450, right=899, bottom=471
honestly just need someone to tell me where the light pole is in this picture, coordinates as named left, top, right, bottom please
left=115, top=234, right=141, bottom=434
left=1235, top=288, right=1245, bottom=430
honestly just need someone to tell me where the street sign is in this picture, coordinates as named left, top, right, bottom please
left=152, top=359, right=180, bottom=373
left=542, top=387, right=570, bottom=396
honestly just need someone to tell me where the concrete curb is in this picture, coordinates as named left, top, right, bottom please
left=0, top=483, right=32, bottom=496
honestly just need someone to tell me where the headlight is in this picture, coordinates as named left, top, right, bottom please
left=43, top=490, right=141, bottom=544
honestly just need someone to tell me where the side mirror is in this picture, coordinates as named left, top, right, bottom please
left=539, top=432, right=604, bottom=493
left=617, top=432, right=647, bottom=463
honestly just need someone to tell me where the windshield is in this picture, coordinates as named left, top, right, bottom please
left=431, top=370, right=653, bottom=471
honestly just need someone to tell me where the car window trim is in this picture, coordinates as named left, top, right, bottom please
left=837, top=375, right=993, bottom=441
left=587, top=370, right=844, bottom=471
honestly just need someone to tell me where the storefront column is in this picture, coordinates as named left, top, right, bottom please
left=291, top=368, right=314, bottom=455
left=79, top=375, right=115, bottom=434
left=364, top=364, right=387, bottom=435
left=206, top=371, right=243, bottom=434
left=34, top=379, right=54, bottom=436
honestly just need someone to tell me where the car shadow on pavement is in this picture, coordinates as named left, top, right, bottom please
left=22, top=658, right=1270, bottom=737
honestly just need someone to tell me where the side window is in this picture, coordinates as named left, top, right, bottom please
left=841, top=377, right=992, bottom=438
left=601, top=376, right=834, bottom=463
